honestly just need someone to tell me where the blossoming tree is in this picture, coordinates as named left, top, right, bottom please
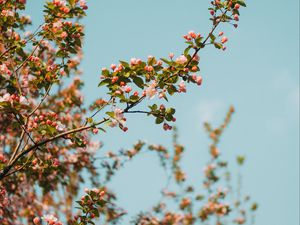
left=0, top=0, right=257, bottom=224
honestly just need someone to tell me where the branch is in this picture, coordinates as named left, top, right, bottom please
left=28, top=83, right=53, bottom=118
left=0, top=118, right=109, bottom=180
left=160, top=9, right=228, bottom=85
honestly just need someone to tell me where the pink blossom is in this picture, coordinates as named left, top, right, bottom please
left=192, top=54, right=200, bottom=62
left=1, top=9, right=14, bottom=17
left=196, top=76, right=202, bottom=85
left=0, top=64, right=11, bottom=76
left=169, top=53, right=174, bottom=59
left=234, top=3, right=240, bottom=10
left=41, top=214, right=58, bottom=223
left=80, top=0, right=88, bottom=10
left=114, top=108, right=124, bottom=121
left=19, top=96, right=29, bottom=105
left=52, top=21, right=62, bottom=30
left=234, top=14, right=239, bottom=21
left=55, top=122, right=66, bottom=131
left=33, top=217, right=40, bottom=224
left=145, top=81, right=158, bottom=99
left=110, top=64, right=116, bottom=70
left=188, top=30, right=197, bottom=38
left=60, top=31, right=67, bottom=39
left=145, top=65, right=154, bottom=72
left=123, top=86, right=132, bottom=93
left=178, top=81, right=186, bottom=93
left=176, top=55, right=187, bottom=65
left=0, top=93, right=11, bottom=102
left=221, top=36, right=228, bottom=44
left=53, top=0, right=64, bottom=7
left=130, top=58, right=138, bottom=66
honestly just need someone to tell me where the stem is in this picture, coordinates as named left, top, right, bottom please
left=0, top=118, right=109, bottom=180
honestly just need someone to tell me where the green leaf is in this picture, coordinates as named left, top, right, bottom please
left=129, top=95, right=139, bottom=102
left=74, top=38, right=82, bottom=47
left=105, top=111, right=115, bottom=118
left=251, top=203, right=258, bottom=211
left=184, top=45, right=192, bottom=56
left=237, top=0, right=246, bottom=7
left=236, top=155, right=245, bottom=165
left=132, top=76, right=144, bottom=89
left=160, top=58, right=172, bottom=65
left=147, top=56, right=156, bottom=65
left=16, top=47, right=27, bottom=59
left=214, top=43, right=223, bottom=49
left=68, top=47, right=77, bottom=54
left=149, top=104, right=158, bottom=111
left=119, top=60, right=130, bottom=68
left=167, top=85, right=177, bottom=95
left=155, top=117, right=164, bottom=124
left=166, top=107, right=175, bottom=115
left=68, top=0, right=75, bottom=7
left=209, top=33, right=216, bottom=42
left=98, top=79, right=110, bottom=87
left=165, top=114, right=173, bottom=121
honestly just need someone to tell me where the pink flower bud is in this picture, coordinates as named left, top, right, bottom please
left=110, top=64, right=116, bottom=70
left=157, top=60, right=163, bottom=66
left=176, top=55, right=188, bottom=65
left=124, top=86, right=132, bottom=93
left=111, top=76, right=119, bottom=83
left=145, top=65, right=153, bottom=72
left=191, top=66, right=198, bottom=72
left=163, top=123, right=169, bottom=131
left=130, top=58, right=137, bottom=66
left=233, top=14, right=239, bottom=21
left=234, top=3, right=240, bottom=9
left=33, top=217, right=40, bottom=225
left=196, top=76, right=203, bottom=86
left=169, top=53, right=174, bottom=59
left=221, top=36, right=228, bottom=44
left=188, top=30, right=197, bottom=39
left=92, top=128, right=98, bottom=134
left=60, top=31, right=68, bottom=39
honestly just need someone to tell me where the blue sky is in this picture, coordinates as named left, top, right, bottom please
left=26, top=0, right=299, bottom=224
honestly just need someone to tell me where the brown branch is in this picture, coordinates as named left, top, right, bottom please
left=0, top=23, right=44, bottom=60
left=160, top=9, right=228, bottom=85
left=0, top=118, right=109, bottom=180
left=8, top=130, right=25, bottom=164
left=0, top=9, right=231, bottom=181
left=28, top=83, right=53, bottom=118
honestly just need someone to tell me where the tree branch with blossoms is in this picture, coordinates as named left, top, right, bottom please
left=0, top=0, right=258, bottom=225
left=0, top=0, right=244, bottom=180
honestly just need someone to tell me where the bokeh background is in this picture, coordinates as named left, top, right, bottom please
left=26, top=1, right=299, bottom=224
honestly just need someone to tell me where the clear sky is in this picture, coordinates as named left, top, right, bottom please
left=26, top=0, right=299, bottom=224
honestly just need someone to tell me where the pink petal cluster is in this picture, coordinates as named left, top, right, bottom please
left=175, top=55, right=188, bottom=65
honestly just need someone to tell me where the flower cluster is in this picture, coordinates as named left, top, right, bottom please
left=0, top=0, right=256, bottom=224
